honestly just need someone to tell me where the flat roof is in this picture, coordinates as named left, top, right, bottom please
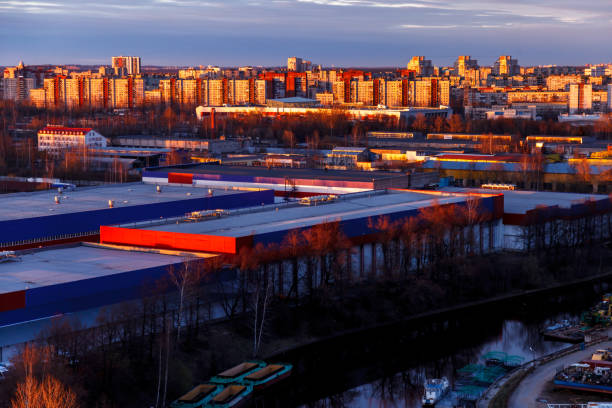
left=0, top=245, right=187, bottom=293
left=444, top=187, right=607, bottom=214
left=0, top=182, right=242, bottom=222
left=146, top=164, right=406, bottom=182
left=141, top=190, right=468, bottom=237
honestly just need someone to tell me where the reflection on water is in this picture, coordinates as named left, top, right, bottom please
left=304, top=313, right=576, bottom=408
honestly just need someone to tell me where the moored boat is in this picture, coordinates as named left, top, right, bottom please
left=422, top=377, right=450, bottom=406
left=240, top=363, right=292, bottom=391
left=554, top=363, right=612, bottom=394
left=171, top=384, right=223, bottom=408
left=210, top=361, right=266, bottom=385
left=205, top=384, right=253, bottom=408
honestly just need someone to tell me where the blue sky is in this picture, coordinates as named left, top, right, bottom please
left=1, top=0, right=610, bottom=67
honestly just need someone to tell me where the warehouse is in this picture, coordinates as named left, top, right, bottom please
left=101, top=189, right=504, bottom=286
left=0, top=183, right=274, bottom=248
left=143, top=164, right=412, bottom=196
left=0, top=244, right=215, bottom=327
left=101, top=190, right=502, bottom=253
left=443, top=187, right=612, bottom=250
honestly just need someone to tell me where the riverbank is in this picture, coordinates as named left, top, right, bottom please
left=479, top=329, right=610, bottom=408
left=4, top=249, right=612, bottom=407
left=504, top=328, right=612, bottom=408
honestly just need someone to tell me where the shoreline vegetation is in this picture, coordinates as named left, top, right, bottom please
left=2, top=238, right=612, bottom=407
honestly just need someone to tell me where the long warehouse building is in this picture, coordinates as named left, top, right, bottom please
left=0, top=182, right=274, bottom=248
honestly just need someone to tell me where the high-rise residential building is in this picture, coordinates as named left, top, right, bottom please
left=546, top=75, right=583, bottom=91
left=227, top=79, right=251, bottom=105
left=379, top=79, right=406, bottom=107
left=406, top=56, right=434, bottom=77
left=493, top=56, right=520, bottom=76
left=207, top=79, right=226, bottom=106
left=355, top=80, right=374, bottom=105
left=287, top=57, right=304, bottom=72
left=332, top=81, right=346, bottom=104
left=109, top=78, right=144, bottom=108
left=569, top=83, right=593, bottom=113
left=585, top=65, right=609, bottom=77
left=29, top=88, right=46, bottom=108
left=454, top=56, right=478, bottom=78
left=1, top=77, right=35, bottom=101
left=410, top=78, right=449, bottom=107
left=39, top=77, right=143, bottom=109
left=111, top=56, right=141, bottom=75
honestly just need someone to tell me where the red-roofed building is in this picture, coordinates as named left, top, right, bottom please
left=38, top=125, right=107, bottom=155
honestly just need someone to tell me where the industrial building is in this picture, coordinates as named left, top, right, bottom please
left=0, top=182, right=274, bottom=249
left=1, top=180, right=610, bottom=331
left=100, top=189, right=504, bottom=266
left=142, top=164, right=414, bottom=196
left=443, top=187, right=612, bottom=250
left=0, top=244, right=203, bottom=327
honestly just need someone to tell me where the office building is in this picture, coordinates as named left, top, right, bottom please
left=37, top=125, right=107, bottom=155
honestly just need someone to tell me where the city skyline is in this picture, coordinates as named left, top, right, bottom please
left=2, top=0, right=612, bottom=67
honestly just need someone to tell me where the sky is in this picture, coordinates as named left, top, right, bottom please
left=1, top=0, right=611, bottom=67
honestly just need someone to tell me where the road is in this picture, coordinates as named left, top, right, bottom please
left=509, top=329, right=612, bottom=408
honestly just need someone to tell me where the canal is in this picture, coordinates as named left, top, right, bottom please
left=263, top=280, right=610, bottom=407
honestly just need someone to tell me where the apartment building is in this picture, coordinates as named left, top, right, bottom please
left=1, top=77, right=36, bottom=101
left=287, top=57, right=304, bottom=72
left=493, top=56, right=520, bottom=76
left=454, top=56, right=478, bottom=78
left=111, top=56, right=141, bottom=75
left=546, top=75, right=582, bottom=91
left=39, top=77, right=144, bottom=109
left=411, top=78, right=450, bottom=107
left=569, top=83, right=593, bottom=113
left=407, top=56, right=434, bottom=76
left=379, top=79, right=405, bottom=107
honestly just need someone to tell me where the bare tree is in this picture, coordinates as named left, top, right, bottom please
left=167, top=258, right=203, bottom=342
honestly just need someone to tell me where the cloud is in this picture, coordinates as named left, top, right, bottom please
left=399, top=24, right=457, bottom=29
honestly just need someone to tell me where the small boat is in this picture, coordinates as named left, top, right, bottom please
left=210, top=361, right=266, bottom=385
left=171, top=384, right=223, bottom=408
left=422, top=377, right=450, bottom=406
left=240, top=363, right=292, bottom=391
left=205, top=384, right=253, bottom=408
left=543, top=319, right=572, bottom=332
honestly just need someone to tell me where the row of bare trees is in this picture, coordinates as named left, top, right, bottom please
left=7, top=196, right=612, bottom=407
